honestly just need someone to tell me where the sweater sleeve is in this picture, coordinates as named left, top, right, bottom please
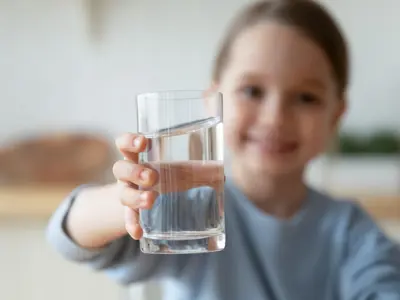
left=340, top=203, right=400, bottom=299
left=45, top=185, right=179, bottom=285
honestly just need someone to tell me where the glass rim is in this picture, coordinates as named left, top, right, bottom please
left=136, top=89, right=222, bottom=101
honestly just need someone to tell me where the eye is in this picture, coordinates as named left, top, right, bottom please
left=241, top=86, right=264, bottom=100
left=296, top=92, right=320, bottom=104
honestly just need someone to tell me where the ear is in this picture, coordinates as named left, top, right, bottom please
left=327, top=95, right=347, bottom=153
left=203, top=81, right=219, bottom=98
left=331, top=94, right=347, bottom=131
left=203, top=82, right=222, bottom=117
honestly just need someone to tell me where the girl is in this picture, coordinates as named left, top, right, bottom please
left=47, top=1, right=400, bottom=299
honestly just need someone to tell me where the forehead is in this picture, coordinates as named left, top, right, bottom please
left=226, top=22, right=333, bottom=85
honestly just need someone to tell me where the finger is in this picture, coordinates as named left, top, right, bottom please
left=115, top=133, right=147, bottom=162
left=113, top=160, right=158, bottom=188
left=124, top=207, right=143, bottom=240
left=120, top=185, right=158, bottom=210
left=149, top=161, right=224, bottom=193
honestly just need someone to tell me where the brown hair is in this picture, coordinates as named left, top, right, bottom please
left=212, top=0, right=350, bottom=95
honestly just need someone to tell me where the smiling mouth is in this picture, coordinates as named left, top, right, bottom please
left=246, top=138, right=299, bottom=154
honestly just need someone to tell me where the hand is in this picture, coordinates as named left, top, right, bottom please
left=113, top=133, right=159, bottom=240
left=113, top=133, right=225, bottom=241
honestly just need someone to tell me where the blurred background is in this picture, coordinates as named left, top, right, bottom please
left=0, top=0, right=399, bottom=299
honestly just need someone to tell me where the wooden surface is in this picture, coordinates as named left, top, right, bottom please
left=332, top=192, right=400, bottom=220
left=0, top=133, right=114, bottom=185
left=0, top=185, right=399, bottom=220
left=0, top=185, right=76, bottom=218
left=366, top=197, right=400, bottom=220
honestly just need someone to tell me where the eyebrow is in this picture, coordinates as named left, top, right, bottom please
left=236, top=72, right=329, bottom=91
left=236, top=72, right=267, bottom=82
left=301, top=78, right=328, bottom=91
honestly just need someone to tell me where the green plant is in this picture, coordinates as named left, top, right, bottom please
left=366, top=131, right=400, bottom=154
left=337, top=133, right=364, bottom=154
left=334, top=130, right=400, bottom=155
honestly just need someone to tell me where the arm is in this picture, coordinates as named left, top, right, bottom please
left=46, top=185, right=175, bottom=285
left=64, top=183, right=126, bottom=249
left=46, top=134, right=213, bottom=284
left=340, top=204, right=400, bottom=299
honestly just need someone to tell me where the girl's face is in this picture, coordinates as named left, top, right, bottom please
left=218, top=22, right=345, bottom=176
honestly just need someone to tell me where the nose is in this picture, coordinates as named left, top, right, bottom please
left=258, top=93, right=288, bottom=129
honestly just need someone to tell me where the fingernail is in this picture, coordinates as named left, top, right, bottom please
left=140, top=169, right=150, bottom=181
left=139, top=192, right=149, bottom=206
left=133, top=136, right=142, bottom=149
left=124, top=207, right=134, bottom=224
left=139, top=192, right=148, bottom=201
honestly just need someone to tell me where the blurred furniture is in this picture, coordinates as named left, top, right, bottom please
left=0, top=184, right=398, bottom=220
left=323, top=130, right=400, bottom=195
left=0, top=133, right=123, bottom=300
left=0, top=133, right=115, bottom=185
left=0, top=185, right=74, bottom=218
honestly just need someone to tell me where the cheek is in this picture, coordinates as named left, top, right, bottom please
left=223, top=101, right=250, bottom=148
left=299, top=112, right=335, bottom=150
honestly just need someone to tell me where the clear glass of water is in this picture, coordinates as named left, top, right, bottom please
left=136, top=90, right=225, bottom=254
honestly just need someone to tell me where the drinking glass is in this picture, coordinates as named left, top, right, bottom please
left=136, top=90, right=225, bottom=254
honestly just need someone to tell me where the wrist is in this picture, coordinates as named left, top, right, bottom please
left=66, top=183, right=127, bottom=249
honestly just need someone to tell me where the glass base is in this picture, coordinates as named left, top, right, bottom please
left=140, top=232, right=226, bottom=254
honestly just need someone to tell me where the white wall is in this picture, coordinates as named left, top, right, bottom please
left=0, top=0, right=252, bottom=144
left=1, top=1, right=400, bottom=300
left=1, top=0, right=400, bottom=143
left=322, top=0, right=400, bottom=133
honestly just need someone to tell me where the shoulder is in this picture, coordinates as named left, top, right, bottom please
left=308, top=187, right=396, bottom=250
left=309, top=188, right=400, bottom=278
left=309, top=187, right=367, bottom=217
left=313, top=190, right=400, bottom=296
left=309, top=187, right=376, bottom=228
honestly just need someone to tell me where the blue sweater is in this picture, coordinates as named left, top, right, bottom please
left=46, top=180, right=400, bottom=300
